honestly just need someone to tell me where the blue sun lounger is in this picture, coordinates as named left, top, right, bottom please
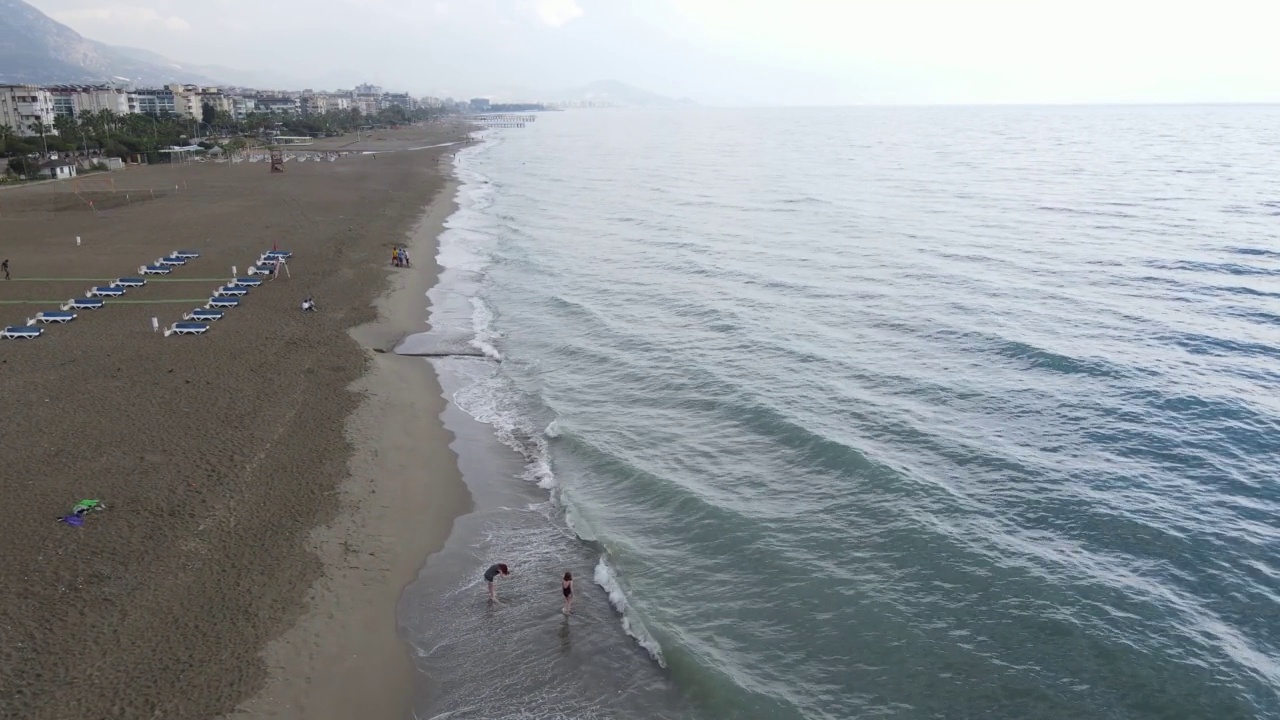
left=2, top=326, right=43, bottom=339
left=87, top=286, right=126, bottom=298
left=62, top=298, right=105, bottom=311
left=212, top=285, right=248, bottom=297
left=156, top=256, right=186, bottom=267
left=171, top=250, right=200, bottom=259
left=112, top=277, right=146, bottom=288
left=231, top=277, right=262, bottom=288
left=184, top=308, right=224, bottom=321
left=139, top=265, right=171, bottom=275
left=246, top=264, right=276, bottom=276
left=206, top=297, right=240, bottom=309
left=163, top=322, right=209, bottom=337
left=264, top=250, right=292, bottom=259
left=26, top=311, right=76, bottom=325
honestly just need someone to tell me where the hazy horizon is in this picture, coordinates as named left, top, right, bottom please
left=27, top=0, right=1280, bottom=106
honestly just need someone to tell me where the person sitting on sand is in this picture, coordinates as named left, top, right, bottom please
left=484, top=563, right=510, bottom=602
left=302, top=295, right=316, bottom=312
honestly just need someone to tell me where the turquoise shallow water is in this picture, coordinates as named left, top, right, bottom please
left=408, top=106, right=1280, bottom=720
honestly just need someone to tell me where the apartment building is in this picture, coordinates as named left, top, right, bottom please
left=46, top=85, right=131, bottom=118
left=0, top=85, right=57, bottom=136
left=129, top=87, right=178, bottom=115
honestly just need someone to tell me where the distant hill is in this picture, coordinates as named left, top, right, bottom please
left=0, top=0, right=260, bottom=87
left=544, top=80, right=696, bottom=108
left=107, top=45, right=307, bottom=90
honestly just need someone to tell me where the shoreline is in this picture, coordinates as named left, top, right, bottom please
left=226, top=176, right=472, bottom=718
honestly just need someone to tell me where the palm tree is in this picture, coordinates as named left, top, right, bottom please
left=26, top=120, right=50, bottom=155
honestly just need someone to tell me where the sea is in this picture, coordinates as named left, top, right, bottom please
left=397, top=106, right=1280, bottom=720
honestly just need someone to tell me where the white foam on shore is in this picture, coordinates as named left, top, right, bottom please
left=594, top=557, right=667, bottom=667
left=431, top=129, right=671, bottom=673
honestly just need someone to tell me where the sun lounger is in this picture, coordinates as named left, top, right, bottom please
left=62, top=298, right=105, bottom=311
left=1, top=326, right=43, bottom=339
left=246, top=265, right=276, bottom=276
left=139, top=265, right=171, bottom=275
left=163, top=322, right=209, bottom=337
left=156, top=257, right=186, bottom=267
left=264, top=250, right=292, bottom=258
left=87, top=286, right=126, bottom=298
left=26, top=311, right=76, bottom=325
left=183, top=309, right=224, bottom=321
left=212, top=285, right=248, bottom=297
left=205, top=297, right=240, bottom=309
left=170, top=250, right=200, bottom=259
left=112, top=277, right=146, bottom=288
left=231, top=277, right=262, bottom=287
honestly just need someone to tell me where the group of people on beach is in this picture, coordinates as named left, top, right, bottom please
left=484, top=563, right=575, bottom=615
left=391, top=247, right=411, bottom=268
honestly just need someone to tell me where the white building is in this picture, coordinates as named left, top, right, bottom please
left=0, top=85, right=57, bottom=136
left=130, top=88, right=178, bottom=115
left=39, top=158, right=78, bottom=180
left=253, top=94, right=300, bottom=115
left=46, top=85, right=130, bottom=118
left=351, top=83, right=384, bottom=115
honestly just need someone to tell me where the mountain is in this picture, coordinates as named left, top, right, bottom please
left=0, top=0, right=229, bottom=87
left=107, top=45, right=308, bottom=91
left=543, top=80, right=697, bottom=108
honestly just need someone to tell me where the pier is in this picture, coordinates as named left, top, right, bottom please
left=475, top=114, right=537, bottom=129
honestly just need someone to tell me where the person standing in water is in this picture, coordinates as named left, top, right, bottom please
left=561, top=572, right=574, bottom=615
left=484, top=563, right=510, bottom=602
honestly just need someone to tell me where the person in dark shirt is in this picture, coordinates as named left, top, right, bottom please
left=2, top=259, right=9, bottom=280
left=484, top=563, right=510, bottom=602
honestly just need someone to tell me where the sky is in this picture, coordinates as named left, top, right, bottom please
left=27, top=0, right=1280, bottom=105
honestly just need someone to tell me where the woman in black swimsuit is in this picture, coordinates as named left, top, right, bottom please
left=562, top=571, right=574, bottom=615
left=484, top=563, right=510, bottom=602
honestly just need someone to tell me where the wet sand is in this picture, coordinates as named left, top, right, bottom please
left=0, top=124, right=473, bottom=720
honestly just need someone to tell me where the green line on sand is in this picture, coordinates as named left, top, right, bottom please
left=5, top=278, right=230, bottom=282
left=0, top=299, right=211, bottom=305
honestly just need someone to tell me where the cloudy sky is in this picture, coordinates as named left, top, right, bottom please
left=28, top=0, right=1280, bottom=105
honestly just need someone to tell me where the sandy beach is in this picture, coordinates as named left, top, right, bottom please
left=0, top=124, right=473, bottom=720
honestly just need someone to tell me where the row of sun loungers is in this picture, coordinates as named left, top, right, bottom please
left=4, top=250, right=199, bottom=341
left=6, top=249, right=293, bottom=341
left=161, top=249, right=291, bottom=337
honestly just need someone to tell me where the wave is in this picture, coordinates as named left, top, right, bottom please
left=593, top=557, right=667, bottom=666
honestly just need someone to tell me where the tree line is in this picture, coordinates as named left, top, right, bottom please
left=2, top=102, right=451, bottom=177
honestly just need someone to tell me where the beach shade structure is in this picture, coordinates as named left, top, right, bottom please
left=206, top=297, right=241, bottom=309
left=163, top=322, right=210, bottom=337
left=156, top=256, right=186, bottom=267
left=112, top=277, right=147, bottom=288
left=139, top=265, right=172, bottom=275
left=264, top=250, right=292, bottom=259
left=26, top=310, right=76, bottom=325
left=231, top=277, right=263, bottom=288
left=184, top=308, right=224, bottom=321
left=1, top=325, right=44, bottom=339
left=170, top=250, right=201, bottom=259
left=246, top=265, right=276, bottom=276
left=87, top=286, right=126, bottom=298
left=63, top=298, right=105, bottom=311
left=212, top=285, right=249, bottom=297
